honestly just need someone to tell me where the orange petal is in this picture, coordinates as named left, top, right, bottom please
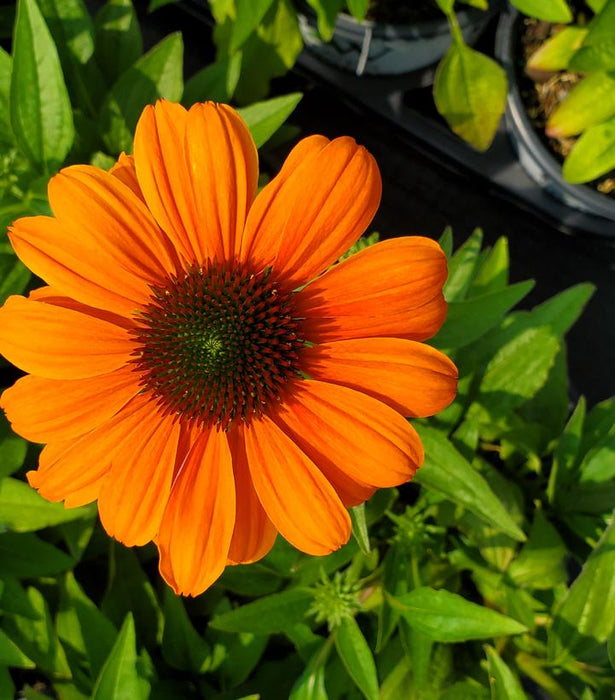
left=27, top=393, right=155, bottom=505
left=241, top=136, right=381, bottom=287
left=241, top=416, right=351, bottom=556
left=1, top=366, right=141, bottom=443
left=185, top=102, right=259, bottom=262
left=295, top=237, right=448, bottom=342
left=27, top=287, right=136, bottom=330
left=133, top=101, right=197, bottom=262
left=227, top=427, right=277, bottom=564
left=49, top=164, right=180, bottom=284
left=301, top=338, right=458, bottom=418
left=0, top=295, right=134, bottom=379
left=273, top=380, right=422, bottom=494
left=98, top=410, right=181, bottom=547
left=8, top=216, right=148, bottom=317
left=157, top=428, right=235, bottom=596
left=109, top=152, right=143, bottom=198
left=239, top=135, right=329, bottom=262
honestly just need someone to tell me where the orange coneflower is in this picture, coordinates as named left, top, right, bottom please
left=0, top=100, right=457, bottom=596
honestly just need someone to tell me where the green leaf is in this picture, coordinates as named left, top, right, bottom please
left=433, top=39, right=507, bottom=151
left=608, top=626, right=615, bottom=669
left=0, top=47, right=13, bottom=147
left=0, top=628, right=34, bottom=668
left=290, top=638, right=332, bottom=700
left=101, top=544, right=162, bottom=649
left=2, top=586, right=71, bottom=677
left=94, top=0, right=142, bottom=87
left=562, top=117, right=615, bottom=183
left=548, top=396, right=586, bottom=502
left=218, top=631, right=267, bottom=687
left=468, top=237, right=509, bottom=297
left=569, top=0, right=615, bottom=72
left=548, top=515, right=615, bottom=662
left=0, top=477, right=90, bottom=532
left=161, top=588, right=211, bottom=673
left=305, top=0, right=345, bottom=41
left=92, top=614, right=143, bottom=700
left=547, top=71, right=615, bottom=138
left=439, top=226, right=453, bottom=258
left=349, top=504, right=370, bottom=555
left=238, top=92, right=302, bottom=149
left=508, top=509, right=566, bottom=589
left=210, top=589, right=313, bottom=634
left=10, top=0, right=75, bottom=173
left=467, top=327, right=560, bottom=424
left=99, top=32, right=183, bottom=155
left=485, top=645, right=527, bottom=700
left=148, top=0, right=178, bottom=10
left=56, top=572, right=117, bottom=679
left=414, top=425, right=526, bottom=541
left=37, top=0, right=105, bottom=117
left=509, top=0, right=573, bottom=22
left=335, top=618, right=379, bottom=700
left=0, top=254, right=31, bottom=305
left=0, top=665, right=15, bottom=698
left=346, top=0, right=369, bottom=22
left=228, top=0, right=303, bottom=103
left=0, top=532, right=74, bottom=576
left=390, top=587, right=526, bottom=643
left=0, top=413, right=27, bottom=479
left=0, top=576, right=40, bottom=619
left=182, top=53, right=242, bottom=106
left=527, top=27, right=588, bottom=72
left=444, top=228, right=483, bottom=302
left=231, top=0, right=276, bottom=52
left=431, top=281, right=534, bottom=350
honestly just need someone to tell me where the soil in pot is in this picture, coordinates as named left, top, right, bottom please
left=516, top=15, right=615, bottom=200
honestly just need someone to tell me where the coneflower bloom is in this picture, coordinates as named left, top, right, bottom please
left=0, top=100, right=457, bottom=596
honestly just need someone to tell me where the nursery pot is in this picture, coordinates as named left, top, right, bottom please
left=494, top=7, right=615, bottom=224
left=297, top=1, right=498, bottom=77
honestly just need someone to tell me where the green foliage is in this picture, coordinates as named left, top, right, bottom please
left=0, top=227, right=610, bottom=697
left=433, top=21, right=507, bottom=152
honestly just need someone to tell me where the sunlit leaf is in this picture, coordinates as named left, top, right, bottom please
left=335, top=618, right=379, bottom=700
left=10, top=0, right=74, bottom=173
left=92, top=614, right=143, bottom=700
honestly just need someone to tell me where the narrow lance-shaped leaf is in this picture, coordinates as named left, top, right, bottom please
left=94, top=0, right=142, bottom=87
left=335, top=617, right=379, bottom=700
left=527, top=27, right=588, bottom=72
left=289, top=637, right=333, bottom=700
left=444, top=228, right=483, bottom=302
left=546, top=71, right=615, bottom=138
left=414, top=425, right=526, bottom=541
left=92, top=614, right=142, bottom=700
left=485, top=645, right=528, bottom=700
left=548, top=514, right=615, bottom=662
left=390, top=587, right=527, bottom=643
left=238, top=92, right=303, bottom=149
left=349, top=503, right=370, bottom=556
left=99, top=32, right=184, bottom=155
left=0, top=46, right=12, bottom=146
left=0, top=477, right=91, bottom=532
left=509, top=0, right=572, bottom=23
left=568, top=0, right=615, bottom=72
left=37, top=0, right=106, bottom=117
left=431, top=280, right=534, bottom=350
left=231, top=0, right=276, bottom=52
left=209, top=588, right=313, bottom=635
left=161, top=588, right=211, bottom=674
left=433, top=23, right=507, bottom=151
left=562, top=117, right=615, bottom=184
left=182, top=52, right=242, bottom=106
left=10, top=0, right=75, bottom=173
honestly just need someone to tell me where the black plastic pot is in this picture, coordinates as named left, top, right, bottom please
left=297, top=2, right=496, bottom=77
left=494, top=7, right=615, bottom=224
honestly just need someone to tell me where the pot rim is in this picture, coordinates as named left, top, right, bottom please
left=494, top=7, right=615, bottom=220
left=296, top=0, right=489, bottom=36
